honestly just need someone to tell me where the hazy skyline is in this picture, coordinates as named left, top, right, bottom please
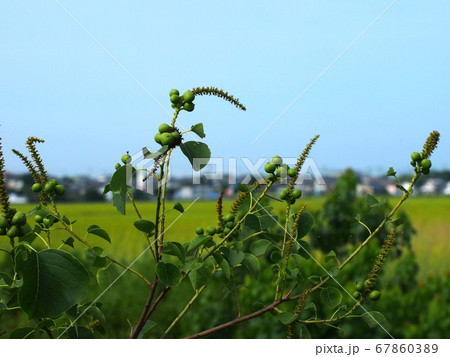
left=1, top=1, right=449, bottom=177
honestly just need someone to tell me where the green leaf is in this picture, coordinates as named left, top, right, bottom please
left=96, top=264, right=119, bottom=290
left=320, top=287, right=342, bottom=308
left=139, top=320, right=158, bottom=339
left=183, top=257, right=204, bottom=271
left=180, top=141, right=211, bottom=171
left=278, top=312, right=298, bottom=325
left=62, top=237, right=75, bottom=248
left=386, top=167, right=397, bottom=177
left=243, top=253, right=260, bottom=279
left=249, top=239, right=271, bottom=256
left=18, top=249, right=90, bottom=318
left=325, top=250, right=337, bottom=263
left=228, top=250, right=245, bottom=266
left=173, top=202, right=184, bottom=213
left=146, top=145, right=169, bottom=160
left=87, top=225, right=111, bottom=243
left=85, top=247, right=108, bottom=267
left=67, top=326, right=95, bottom=339
left=191, top=123, right=205, bottom=138
left=298, top=324, right=312, bottom=339
left=237, top=183, right=250, bottom=192
left=259, top=214, right=277, bottom=229
left=297, top=240, right=312, bottom=259
left=396, top=184, right=409, bottom=194
left=366, top=194, right=379, bottom=207
left=103, top=184, right=111, bottom=195
left=110, top=165, right=132, bottom=193
left=244, top=214, right=260, bottom=231
left=213, top=253, right=231, bottom=280
left=134, top=219, right=155, bottom=234
left=362, top=311, right=390, bottom=331
left=156, top=262, right=181, bottom=287
left=187, top=235, right=212, bottom=252
left=112, top=187, right=127, bottom=215
left=297, top=212, right=315, bottom=239
left=163, top=242, right=186, bottom=263
left=10, top=327, right=35, bottom=339
left=189, top=266, right=212, bottom=290
left=0, top=301, right=6, bottom=311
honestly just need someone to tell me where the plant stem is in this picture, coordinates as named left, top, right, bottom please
left=275, top=203, right=291, bottom=300
left=130, top=275, right=159, bottom=338
left=161, top=285, right=206, bottom=338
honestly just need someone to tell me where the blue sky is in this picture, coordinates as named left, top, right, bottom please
left=1, top=1, right=449, bottom=177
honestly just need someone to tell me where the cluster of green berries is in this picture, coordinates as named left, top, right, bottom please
left=31, top=179, right=65, bottom=196
left=195, top=214, right=240, bottom=239
left=169, top=89, right=195, bottom=112
left=154, top=124, right=182, bottom=148
left=0, top=210, right=31, bottom=239
left=115, top=153, right=132, bottom=170
left=410, top=152, right=432, bottom=175
left=264, top=156, right=302, bottom=203
left=352, top=280, right=381, bottom=301
left=33, top=213, right=56, bottom=229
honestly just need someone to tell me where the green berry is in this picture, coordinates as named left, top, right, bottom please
left=160, top=132, right=175, bottom=146
left=422, top=168, right=430, bottom=175
left=280, top=188, right=289, bottom=200
left=420, top=159, right=432, bottom=170
left=34, top=215, right=43, bottom=224
left=292, top=189, right=302, bottom=199
left=224, top=214, right=235, bottom=223
left=169, top=89, right=179, bottom=96
left=0, top=216, right=8, bottom=229
left=7, top=226, right=19, bottom=238
left=264, top=163, right=276, bottom=174
left=195, top=227, right=204, bottom=235
left=368, top=290, right=381, bottom=301
left=411, top=152, right=422, bottom=162
left=121, top=154, right=131, bottom=164
left=12, top=211, right=27, bottom=227
left=159, top=123, right=171, bottom=133
left=44, top=181, right=57, bottom=194
left=223, top=227, right=231, bottom=235
left=355, top=282, right=364, bottom=292
left=43, top=217, right=52, bottom=228
left=32, top=183, right=42, bottom=192
left=267, top=173, right=276, bottom=181
left=171, top=131, right=181, bottom=142
left=352, top=291, right=361, bottom=299
left=225, top=221, right=235, bottom=229
left=287, top=168, right=296, bottom=178
left=183, top=102, right=195, bottom=112
left=170, top=94, right=180, bottom=104
left=206, top=226, right=216, bottom=236
left=182, top=90, right=195, bottom=103
left=276, top=166, right=287, bottom=177
left=154, top=133, right=162, bottom=145
left=364, top=279, right=372, bottom=289
left=55, top=185, right=66, bottom=195
left=271, top=156, right=283, bottom=165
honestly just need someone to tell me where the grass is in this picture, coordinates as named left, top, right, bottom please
left=2, top=196, right=448, bottom=279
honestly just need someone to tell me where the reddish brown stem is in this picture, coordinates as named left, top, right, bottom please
left=130, top=275, right=159, bottom=338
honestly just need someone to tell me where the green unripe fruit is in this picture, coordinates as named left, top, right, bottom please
left=183, top=102, right=195, bottom=112
left=7, top=226, right=19, bottom=238
left=171, top=131, right=181, bottom=142
left=115, top=163, right=121, bottom=170
left=34, top=215, right=43, bottom=224
left=411, top=152, right=422, bottom=162
left=215, top=226, right=223, bottom=234
left=0, top=228, right=5, bottom=235
left=279, top=188, right=289, bottom=200
left=355, top=282, right=364, bottom=292
left=364, top=279, right=372, bottom=289
left=159, top=123, right=171, bottom=133
left=223, top=227, right=231, bottom=235
left=352, top=291, right=361, bottom=299
left=410, top=160, right=416, bottom=167
left=195, top=227, right=204, bottom=235
left=32, top=183, right=42, bottom=192
left=169, top=89, right=179, bottom=96
left=0, top=216, right=8, bottom=229
left=55, top=185, right=66, bottom=195
left=160, top=132, right=175, bottom=146
left=420, top=159, right=432, bottom=170
left=43, top=218, right=52, bottom=228
left=422, top=168, right=430, bottom=175
left=264, top=162, right=276, bottom=174
left=292, top=189, right=302, bottom=199
left=44, top=180, right=57, bottom=194
left=267, top=173, right=276, bottom=181
left=276, top=166, right=287, bottom=177
left=271, top=156, right=283, bottom=165
left=206, top=226, right=216, bottom=236
left=12, top=212, right=27, bottom=227
left=182, top=90, right=195, bottom=103
left=224, top=214, right=235, bottom=223
left=170, top=94, right=180, bottom=104
left=368, top=290, right=381, bottom=301
left=121, top=154, right=131, bottom=164
left=287, top=168, right=296, bottom=178
left=154, top=133, right=162, bottom=145
left=225, top=221, right=235, bottom=229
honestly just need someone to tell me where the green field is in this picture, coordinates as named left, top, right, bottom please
left=5, top=196, right=449, bottom=280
